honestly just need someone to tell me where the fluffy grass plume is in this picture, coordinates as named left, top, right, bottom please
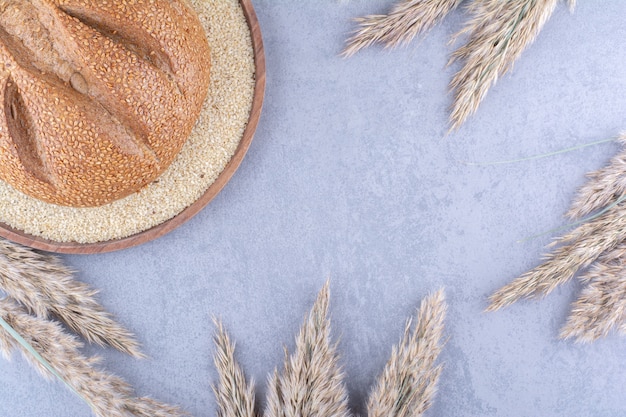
left=488, top=132, right=626, bottom=341
left=0, top=298, right=186, bottom=417
left=567, top=134, right=626, bottom=220
left=213, top=320, right=257, bottom=417
left=0, top=238, right=142, bottom=357
left=367, top=289, right=446, bottom=417
left=560, top=244, right=626, bottom=342
left=448, top=0, right=563, bottom=129
left=342, top=0, right=462, bottom=57
left=487, top=203, right=626, bottom=311
left=213, top=284, right=447, bottom=417
left=344, top=0, right=572, bottom=129
left=265, top=281, right=351, bottom=417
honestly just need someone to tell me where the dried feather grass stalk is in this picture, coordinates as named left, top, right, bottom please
left=122, top=398, right=189, bottom=417
left=213, top=319, right=256, bottom=417
left=213, top=284, right=447, bottom=417
left=487, top=203, right=626, bottom=311
left=560, top=243, right=626, bottom=342
left=0, top=238, right=142, bottom=357
left=265, top=282, right=351, bottom=417
left=343, top=0, right=572, bottom=129
left=0, top=298, right=186, bottom=417
left=342, top=0, right=462, bottom=57
left=567, top=134, right=626, bottom=220
left=448, top=0, right=563, bottom=130
left=488, top=133, right=626, bottom=341
left=367, top=289, right=446, bottom=417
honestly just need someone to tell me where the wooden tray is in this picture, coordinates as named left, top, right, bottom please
left=0, top=0, right=265, bottom=254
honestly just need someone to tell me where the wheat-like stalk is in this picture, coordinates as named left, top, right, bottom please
left=342, top=0, right=462, bottom=57
left=487, top=203, right=626, bottom=311
left=487, top=130, right=626, bottom=341
left=213, top=319, right=257, bottom=417
left=567, top=134, right=626, bottom=220
left=343, top=0, right=571, bottom=129
left=367, top=289, right=446, bottom=417
left=448, top=0, right=563, bottom=130
left=0, top=238, right=143, bottom=358
left=265, top=281, right=351, bottom=417
left=0, top=298, right=186, bottom=417
left=122, top=398, right=189, bottom=417
left=560, top=244, right=626, bottom=342
left=212, top=284, right=447, bottom=417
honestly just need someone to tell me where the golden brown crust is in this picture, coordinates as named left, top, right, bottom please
left=0, top=0, right=211, bottom=206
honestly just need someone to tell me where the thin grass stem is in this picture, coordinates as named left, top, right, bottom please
left=0, top=312, right=94, bottom=412
left=464, top=137, right=616, bottom=166
left=518, top=194, right=626, bottom=243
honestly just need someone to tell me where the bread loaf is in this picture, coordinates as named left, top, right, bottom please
left=0, top=0, right=211, bottom=207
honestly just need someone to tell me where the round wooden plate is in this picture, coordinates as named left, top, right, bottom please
left=0, top=0, right=265, bottom=254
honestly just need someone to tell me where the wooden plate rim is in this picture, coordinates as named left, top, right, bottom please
left=0, top=0, right=265, bottom=254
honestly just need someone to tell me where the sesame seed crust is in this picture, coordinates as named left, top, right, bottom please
left=0, top=0, right=255, bottom=243
left=0, top=0, right=211, bottom=206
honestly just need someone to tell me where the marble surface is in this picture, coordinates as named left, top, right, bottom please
left=2, top=1, right=626, bottom=416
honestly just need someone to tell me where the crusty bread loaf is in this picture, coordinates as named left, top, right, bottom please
left=0, top=0, right=211, bottom=207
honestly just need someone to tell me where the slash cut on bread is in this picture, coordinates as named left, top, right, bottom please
left=0, top=0, right=211, bottom=207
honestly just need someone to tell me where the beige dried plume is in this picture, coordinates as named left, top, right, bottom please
left=487, top=203, right=626, bottom=312
left=367, top=289, right=447, bottom=417
left=560, top=244, right=626, bottom=342
left=212, top=283, right=447, bottom=417
left=0, top=238, right=143, bottom=357
left=448, top=0, right=562, bottom=129
left=488, top=133, right=626, bottom=342
left=567, top=134, right=626, bottom=220
left=265, top=281, right=351, bottom=417
left=342, top=0, right=462, bottom=57
left=344, top=0, right=573, bottom=129
left=213, top=319, right=256, bottom=417
left=0, top=298, right=187, bottom=417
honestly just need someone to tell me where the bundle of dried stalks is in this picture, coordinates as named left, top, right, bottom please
left=342, top=0, right=462, bottom=57
left=212, top=284, right=447, bottom=417
left=344, top=0, right=573, bottom=129
left=489, top=135, right=626, bottom=342
left=0, top=238, right=184, bottom=416
left=0, top=299, right=186, bottom=417
left=560, top=245, right=626, bottom=342
left=0, top=239, right=142, bottom=357
left=448, top=0, right=564, bottom=129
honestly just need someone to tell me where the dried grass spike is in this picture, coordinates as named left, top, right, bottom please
left=488, top=204, right=626, bottom=311
left=0, top=298, right=186, bottom=417
left=342, top=0, right=462, bottom=57
left=448, top=0, right=561, bottom=130
left=367, top=289, right=447, bottom=417
left=123, top=397, right=190, bottom=417
left=567, top=134, right=626, bottom=220
left=0, top=238, right=143, bottom=357
left=265, top=281, right=350, bottom=417
left=212, top=319, right=256, bottom=417
left=560, top=246, right=626, bottom=342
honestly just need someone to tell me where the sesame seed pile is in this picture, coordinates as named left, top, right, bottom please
left=0, top=0, right=255, bottom=243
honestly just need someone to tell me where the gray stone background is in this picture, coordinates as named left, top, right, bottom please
left=2, top=1, right=626, bottom=416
